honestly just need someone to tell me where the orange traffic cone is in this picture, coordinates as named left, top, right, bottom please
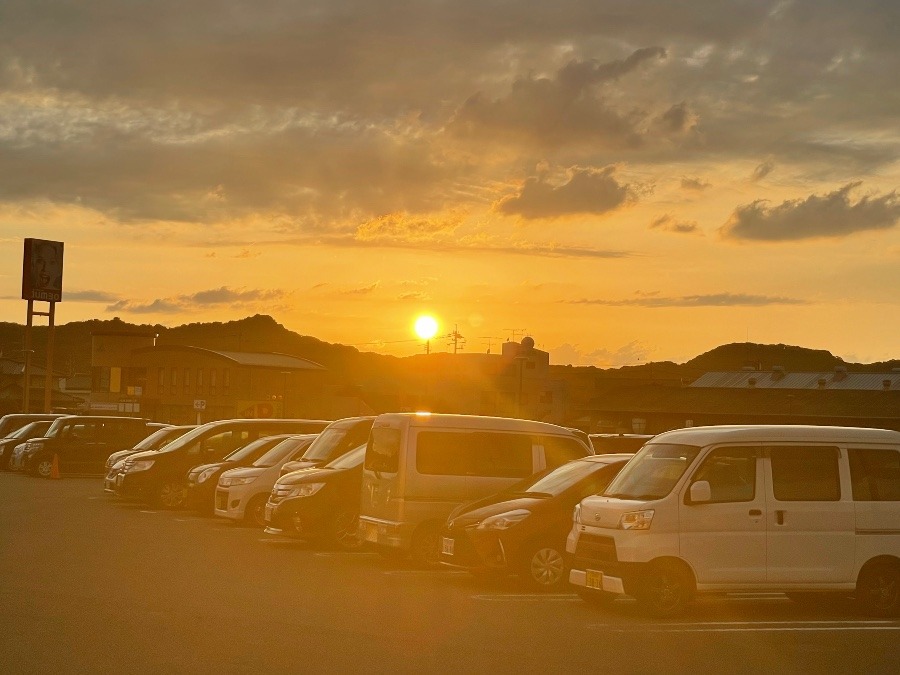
left=50, top=454, right=61, bottom=479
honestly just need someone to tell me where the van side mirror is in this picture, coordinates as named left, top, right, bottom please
left=689, top=480, right=712, bottom=504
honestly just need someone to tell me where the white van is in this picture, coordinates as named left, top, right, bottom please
left=359, top=413, right=593, bottom=564
left=567, top=425, right=900, bottom=617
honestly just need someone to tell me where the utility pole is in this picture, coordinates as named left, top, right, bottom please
left=447, top=325, right=466, bottom=354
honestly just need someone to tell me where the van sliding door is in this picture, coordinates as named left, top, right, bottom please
left=764, top=446, right=855, bottom=584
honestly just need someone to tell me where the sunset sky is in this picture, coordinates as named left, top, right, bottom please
left=1, top=1, right=898, bottom=365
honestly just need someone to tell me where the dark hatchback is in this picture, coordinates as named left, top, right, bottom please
left=185, top=434, right=295, bottom=513
left=264, top=443, right=366, bottom=550
left=0, top=420, right=55, bottom=470
left=439, top=453, right=634, bottom=592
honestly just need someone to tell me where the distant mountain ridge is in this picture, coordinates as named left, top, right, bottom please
left=0, top=314, right=896, bottom=380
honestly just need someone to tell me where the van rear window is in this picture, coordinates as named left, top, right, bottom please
left=849, top=448, right=900, bottom=501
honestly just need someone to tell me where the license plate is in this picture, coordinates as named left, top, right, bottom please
left=442, top=537, right=454, bottom=556
left=363, top=522, right=379, bottom=543
left=585, top=569, right=604, bottom=590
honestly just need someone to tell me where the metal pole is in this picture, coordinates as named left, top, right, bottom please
left=44, top=301, right=55, bottom=412
left=23, top=300, right=33, bottom=413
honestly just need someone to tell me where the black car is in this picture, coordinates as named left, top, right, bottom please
left=114, top=418, right=331, bottom=508
left=185, top=434, right=295, bottom=513
left=0, top=420, right=55, bottom=470
left=264, top=443, right=366, bottom=550
left=439, top=453, right=634, bottom=591
left=277, top=416, right=374, bottom=476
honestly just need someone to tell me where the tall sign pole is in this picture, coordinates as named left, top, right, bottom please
left=21, top=238, right=64, bottom=413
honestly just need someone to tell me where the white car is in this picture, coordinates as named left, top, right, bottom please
left=214, top=434, right=318, bottom=526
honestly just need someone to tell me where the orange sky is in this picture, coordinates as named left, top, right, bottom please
left=1, top=1, right=898, bottom=365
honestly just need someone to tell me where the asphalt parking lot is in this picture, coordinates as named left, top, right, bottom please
left=1, top=474, right=898, bottom=674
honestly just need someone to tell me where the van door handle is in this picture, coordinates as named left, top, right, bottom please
left=775, top=510, right=785, bottom=525
left=748, top=509, right=762, bottom=517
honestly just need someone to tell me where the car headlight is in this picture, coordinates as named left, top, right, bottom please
left=476, top=509, right=531, bottom=530
left=220, top=475, right=257, bottom=487
left=126, top=459, right=155, bottom=472
left=288, top=482, right=325, bottom=498
left=619, top=509, right=655, bottom=530
left=196, top=467, right=219, bottom=484
left=573, top=503, right=582, bottom=525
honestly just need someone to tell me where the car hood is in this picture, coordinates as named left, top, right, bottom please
left=220, top=466, right=267, bottom=480
left=279, top=459, right=323, bottom=474
left=275, top=466, right=339, bottom=486
left=447, top=495, right=548, bottom=528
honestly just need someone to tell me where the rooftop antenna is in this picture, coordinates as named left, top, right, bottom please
left=478, top=336, right=503, bottom=354
left=503, top=328, right=527, bottom=342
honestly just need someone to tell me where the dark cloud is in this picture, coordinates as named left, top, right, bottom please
left=105, top=286, right=287, bottom=313
left=573, top=293, right=807, bottom=307
left=656, top=102, right=696, bottom=134
left=447, top=48, right=667, bottom=149
left=497, top=166, right=637, bottom=219
left=721, top=183, right=900, bottom=241
left=751, top=161, right=775, bottom=182
left=649, top=214, right=700, bottom=234
left=680, top=177, right=710, bottom=191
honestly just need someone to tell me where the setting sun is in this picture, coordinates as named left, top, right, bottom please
left=413, top=315, right=439, bottom=340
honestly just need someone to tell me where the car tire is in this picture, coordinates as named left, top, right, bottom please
left=855, top=560, right=900, bottom=617
left=244, top=494, right=269, bottom=528
left=156, top=480, right=188, bottom=509
left=329, top=508, right=363, bottom=551
left=634, top=560, right=694, bottom=618
left=410, top=523, right=442, bottom=568
left=34, top=454, right=54, bottom=478
left=522, top=541, right=568, bottom=592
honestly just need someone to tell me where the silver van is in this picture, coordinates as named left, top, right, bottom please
left=359, top=412, right=593, bottom=565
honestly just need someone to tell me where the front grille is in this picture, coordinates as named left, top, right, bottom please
left=571, top=533, right=618, bottom=570
left=215, top=490, right=228, bottom=511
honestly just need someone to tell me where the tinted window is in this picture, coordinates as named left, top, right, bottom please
left=253, top=437, right=315, bottom=468
left=769, top=446, right=840, bottom=502
left=539, top=435, right=590, bottom=469
left=365, top=427, right=401, bottom=473
left=302, top=420, right=373, bottom=462
left=689, top=447, right=756, bottom=503
left=416, top=431, right=532, bottom=478
left=327, top=444, right=367, bottom=470
left=849, top=448, right=900, bottom=502
left=519, top=459, right=613, bottom=497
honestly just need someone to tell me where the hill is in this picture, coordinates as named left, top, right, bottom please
left=0, top=314, right=896, bottom=380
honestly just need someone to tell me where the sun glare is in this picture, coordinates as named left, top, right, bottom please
left=414, top=315, right=439, bottom=340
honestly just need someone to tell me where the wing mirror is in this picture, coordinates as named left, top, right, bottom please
left=689, top=480, right=711, bottom=504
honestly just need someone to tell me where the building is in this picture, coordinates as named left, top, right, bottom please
left=0, top=357, right=83, bottom=414
left=89, top=331, right=369, bottom=423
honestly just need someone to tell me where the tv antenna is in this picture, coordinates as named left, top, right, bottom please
left=478, top=336, right=504, bottom=354
left=503, top=328, right=527, bottom=342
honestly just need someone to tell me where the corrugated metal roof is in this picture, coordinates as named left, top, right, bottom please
left=205, top=350, right=325, bottom=370
left=690, top=371, right=900, bottom=391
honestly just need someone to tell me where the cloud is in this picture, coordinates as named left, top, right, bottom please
left=447, top=48, right=667, bottom=149
left=721, top=182, right=900, bottom=241
left=341, top=282, right=380, bottom=295
left=649, top=214, right=700, bottom=234
left=356, top=212, right=462, bottom=242
left=62, top=290, right=120, bottom=302
left=549, top=340, right=650, bottom=367
left=572, top=293, right=807, bottom=307
left=680, top=177, right=710, bottom=191
left=105, top=286, right=288, bottom=313
left=496, top=166, right=637, bottom=219
left=750, top=161, right=775, bottom=182
left=655, top=102, right=697, bottom=134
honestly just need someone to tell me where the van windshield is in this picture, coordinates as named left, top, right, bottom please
left=301, top=420, right=373, bottom=462
left=602, top=443, right=701, bottom=500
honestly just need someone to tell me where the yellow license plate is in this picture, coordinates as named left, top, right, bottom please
left=585, top=569, right=604, bottom=590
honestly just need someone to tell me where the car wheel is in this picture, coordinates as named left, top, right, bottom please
left=244, top=494, right=269, bottom=528
left=522, top=542, right=568, bottom=592
left=856, top=561, right=900, bottom=617
left=635, top=560, right=694, bottom=618
left=156, top=480, right=188, bottom=509
left=410, top=524, right=442, bottom=568
left=329, top=509, right=363, bottom=551
left=34, top=454, right=54, bottom=478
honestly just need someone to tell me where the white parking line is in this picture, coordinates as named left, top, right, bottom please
left=588, top=620, right=900, bottom=633
left=474, top=594, right=581, bottom=602
left=314, top=551, right=379, bottom=557
left=383, top=570, right=470, bottom=576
